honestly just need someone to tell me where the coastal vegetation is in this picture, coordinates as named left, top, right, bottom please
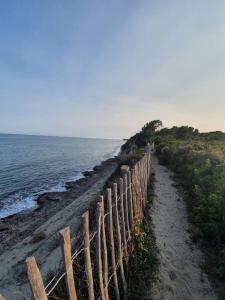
left=125, top=121, right=225, bottom=296
left=122, top=120, right=162, bottom=151
left=127, top=174, right=159, bottom=299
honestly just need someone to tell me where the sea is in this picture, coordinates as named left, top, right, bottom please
left=0, top=133, right=123, bottom=218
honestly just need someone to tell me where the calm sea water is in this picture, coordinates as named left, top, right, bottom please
left=0, top=134, right=123, bottom=218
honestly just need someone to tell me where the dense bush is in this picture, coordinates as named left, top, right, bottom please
left=155, top=131, right=225, bottom=289
left=123, top=120, right=225, bottom=292
left=122, top=121, right=225, bottom=291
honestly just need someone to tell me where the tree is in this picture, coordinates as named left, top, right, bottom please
left=141, top=120, right=163, bottom=144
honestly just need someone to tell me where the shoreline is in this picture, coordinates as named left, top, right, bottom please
left=36, top=155, right=120, bottom=210
left=0, top=152, right=122, bottom=252
left=0, top=150, right=126, bottom=298
left=0, top=145, right=121, bottom=220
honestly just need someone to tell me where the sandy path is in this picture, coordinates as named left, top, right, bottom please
left=150, top=155, right=217, bottom=300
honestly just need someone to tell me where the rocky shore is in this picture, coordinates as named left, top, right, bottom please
left=0, top=155, right=122, bottom=254
left=0, top=152, right=129, bottom=298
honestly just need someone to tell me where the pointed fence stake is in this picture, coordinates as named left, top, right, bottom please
left=96, top=201, right=105, bottom=300
left=113, top=183, right=127, bottom=299
left=82, top=211, right=95, bottom=300
left=100, top=195, right=109, bottom=300
left=107, top=188, right=120, bottom=300
left=60, top=227, right=77, bottom=300
left=26, top=256, right=48, bottom=300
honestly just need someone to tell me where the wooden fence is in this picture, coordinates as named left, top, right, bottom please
left=0, top=149, right=151, bottom=300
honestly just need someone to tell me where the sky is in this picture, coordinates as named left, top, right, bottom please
left=0, top=0, right=225, bottom=139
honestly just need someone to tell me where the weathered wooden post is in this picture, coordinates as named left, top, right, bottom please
left=127, top=170, right=134, bottom=233
left=82, top=211, right=95, bottom=300
left=135, top=164, right=142, bottom=220
left=107, top=188, right=120, bottom=300
left=26, top=256, right=48, bottom=300
left=131, top=167, right=137, bottom=220
left=100, top=195, right=109, bottom=300
left=60, top=227, right=77, bottom=300
left=96, top=202, right=105, bottom=300
left=119, top=178, right=128, bottom=262
left=113, top=183, right=127, bottom=299
left=124, top=174, right=130, bottom=240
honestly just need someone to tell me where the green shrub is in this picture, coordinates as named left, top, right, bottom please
left=123, top=121, right=225, bottom=294
left=155, top=128, right=225, bottom=286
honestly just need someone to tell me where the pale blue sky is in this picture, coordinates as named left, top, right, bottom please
left=1, top=1, right=225, bottom=138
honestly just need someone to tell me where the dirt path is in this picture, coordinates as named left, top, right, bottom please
left=150, top=155, right=217, bottom=300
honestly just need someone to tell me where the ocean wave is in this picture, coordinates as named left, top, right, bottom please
left=0, top=142, right=122, bottom=219
left=0, top=194, right=37, bottom=219
left=0, top=172, right=84, bottom=219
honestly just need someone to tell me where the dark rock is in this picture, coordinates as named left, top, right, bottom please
left=168, top=270, right=177, bottom=281
left=0, top=223, right=10, bottom=231
left=65, top=182, right=75, bottom=189
left=93, top=165, right=102, bottom=172
left=30, top=231, right=47, bottom=243
left=83, top=171, right=94, bottom=177
left=0, top=221, right=14, bottom=232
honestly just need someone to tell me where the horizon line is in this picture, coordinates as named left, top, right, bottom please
left=0, top=132, right=123, bottom=141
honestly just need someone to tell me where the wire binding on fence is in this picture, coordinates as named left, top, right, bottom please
left=44, top=187, right=133, bottom=294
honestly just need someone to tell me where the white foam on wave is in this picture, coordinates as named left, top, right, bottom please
left=112, top=144, right=122, bottom=156
left=48, top=181, right=67, bottom=193
left=70, top=172, right=84, bottom=182
left=0, top=195, right=37, bottom=219
left=102, top=144, right=121, bottom=161
left=0, top=171, right=86, bottom=219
